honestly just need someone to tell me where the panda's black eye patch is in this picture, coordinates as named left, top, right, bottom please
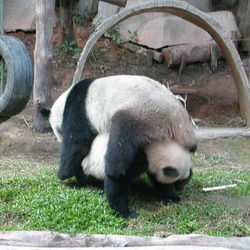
left=163, top=166, right=179, bottom=178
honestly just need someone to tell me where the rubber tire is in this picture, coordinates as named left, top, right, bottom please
left=0, top=35, right=33, bottom=117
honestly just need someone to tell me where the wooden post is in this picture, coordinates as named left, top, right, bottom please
left=100, top=0, right=127, bottom=7
left=249, top=57, right=250, bottom=81
left=59, top=0, right=76, bottom=42
left=33, top=0, right=54, bottom=132
left=243, top=0, right=250, bottom=51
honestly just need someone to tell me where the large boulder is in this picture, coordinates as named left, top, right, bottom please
left=93, top=0, right=240, bottom=49
left=4, top=0, right=36, bottom=31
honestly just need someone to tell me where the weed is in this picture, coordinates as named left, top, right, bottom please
left=87, top=47, right=109, bottom=74
left=54, top=40, right=82, bottom=65
left=73, top=7, right=94, bottom=26
left=107, top=27, right=139, bottom=47
left=107, top=26, right=123, bottom=47
left=128, top=29, right=139, bottom=43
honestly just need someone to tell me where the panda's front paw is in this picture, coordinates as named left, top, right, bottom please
left=127, top=211, right=138, bottom=219
left=165, top=195, right=181, bottom=203
left=119, top=210, right=138, bottom=219
left=105, top=167, right=126, bottom=179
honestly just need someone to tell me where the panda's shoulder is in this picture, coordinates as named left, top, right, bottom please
left=62, top=78, right=98, bottom=124
left=67, top=78, right=97, bottom=101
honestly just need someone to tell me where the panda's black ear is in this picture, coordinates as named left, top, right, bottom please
left=189, top=143, right=197, bottom=153
left=41, top=108, right=51, bottom=119
left=163, top=166, right=179, bottom=178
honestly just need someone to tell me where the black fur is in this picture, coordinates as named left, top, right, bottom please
left=41, top=108, right=51, bottom=118
left=103, top=111, right=153, bottom=217
left=175, top=168, right=193, bottom=191
left=189, top=144, right=197, bottom=153
left=104, top=111, right=151, bottom=179
left=147, top=172, right=181, bottom=202
left=59, top=78, right=98, bottom=180
left=105, top=148, right=148, bottom=218
left=147, top=167, right=193, bottom=202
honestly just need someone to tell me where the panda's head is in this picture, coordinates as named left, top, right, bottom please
left=145, top=140, right=193, bottom=188
left=81, top=134, right=193, bottom=188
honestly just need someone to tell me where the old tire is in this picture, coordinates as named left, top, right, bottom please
left=0, top=35, right=33, bottom=117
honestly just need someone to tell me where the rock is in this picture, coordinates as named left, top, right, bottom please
left=93, top=0, right=239, bottom=49
left=118, top=10, right=240, bottom=49
left=5, top=0, right=36, bottom=31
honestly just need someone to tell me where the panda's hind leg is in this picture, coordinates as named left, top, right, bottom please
left=59, top=139, right=88, bottom=180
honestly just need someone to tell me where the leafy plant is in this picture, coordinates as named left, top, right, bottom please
left=107, top=26, right=123, bottom=47
left=73, top=7, right=94, bottom=26
left=87, top=47, right=109, bottom=74
left=128, top=29, right=139, bottom=43
left=54, top=40, right=82, bottom=65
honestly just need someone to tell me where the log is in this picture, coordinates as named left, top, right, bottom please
left=0, top=231, right=250, bottom=249
left=122, top=43, right=164, bottom=63
left=162, top=40, right=222, bottom=68
left=100, top=0, right=127, bottom=7
left=242, top=0, right=250, bottom=51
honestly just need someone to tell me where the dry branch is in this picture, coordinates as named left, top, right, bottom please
left=203, top=184, right=237, bottom=192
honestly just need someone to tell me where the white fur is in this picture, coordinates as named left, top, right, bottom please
left=81, top=134, right=192, bottom=183
left=49, top=87, right=72, bottom=142
left=145, top=140, right=192, bottom=184
left=86, top=76, right=188, bottom=138
left=81, top=134, right=108, bottom=180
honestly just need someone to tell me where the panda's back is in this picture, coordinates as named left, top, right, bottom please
left=85, top=75, right=180, bottom=134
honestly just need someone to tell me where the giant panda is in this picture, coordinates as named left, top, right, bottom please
left=41, top=75, right=197, bottom=218
left=81, top=133, right=193, bottom=204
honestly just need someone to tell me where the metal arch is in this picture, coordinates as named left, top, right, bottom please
left=73, top=0, right=250, bottom=125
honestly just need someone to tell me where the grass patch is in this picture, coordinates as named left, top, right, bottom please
left=0, top=153, right=249, bottom=236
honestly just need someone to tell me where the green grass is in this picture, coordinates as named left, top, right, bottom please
left=0, top=152, right=249, bottom=236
